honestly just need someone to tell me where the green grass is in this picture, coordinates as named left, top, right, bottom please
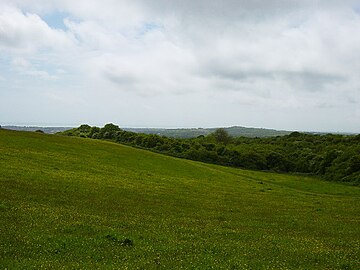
left=0, top=129, right=359, bottom=269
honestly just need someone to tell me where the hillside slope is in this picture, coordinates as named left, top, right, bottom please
left=0, top=129, right=359, bottom=269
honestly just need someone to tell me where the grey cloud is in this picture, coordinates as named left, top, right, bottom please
left=139, top=0, right=359, bottom=26
left=279, top=71, right=346, bottom=92
left=346, top=94, right=360, bottom=104
left=202, top=64, right=275, bottom=81
left=104, top=69, right=138, bottom=87
left=201, top=59, right=346, bottom=93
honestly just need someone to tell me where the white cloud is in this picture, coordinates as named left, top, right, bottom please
left=11, top=57, right=31, bottom=69
left=9, top=57, right=56, bottom=80
left=0, top=6, right=75, bottom=53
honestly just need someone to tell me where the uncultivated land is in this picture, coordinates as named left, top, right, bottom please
left=0, top=129, right=359, bottom=269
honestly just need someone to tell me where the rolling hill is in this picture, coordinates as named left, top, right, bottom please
left=124, top=126, right=292, bottom=138
left=0, top=129, right=359, bottom=269
left=2, top=125, right=292, bottom=138
left=1, top=126, right=72, bottom=134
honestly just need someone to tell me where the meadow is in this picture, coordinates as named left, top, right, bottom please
left=0, top=129, right=359, bottom=269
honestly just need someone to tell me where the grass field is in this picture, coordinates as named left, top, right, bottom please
left=0, top=129, right=359, bottom=269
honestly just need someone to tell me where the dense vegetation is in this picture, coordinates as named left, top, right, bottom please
left=1, top=129, right=359, bottom=269
left=61, top=124, right=360, bottom=185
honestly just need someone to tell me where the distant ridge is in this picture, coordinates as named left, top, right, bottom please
left=124, top=126, right=292, bottom=138
left=2, top=125, right=291, bottom=137
left=7, top=125, right=354, bottom=138
left=1, top=126, right=72, bottom=134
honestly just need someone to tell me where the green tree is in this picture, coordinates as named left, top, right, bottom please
left=102, top=123, right=121, bottom=132
left=213, top=128, right=232, bottom=145
left=101, top=123, right=121, bottom=139
left=347, top=155, right=360, bottom=175
left=78, top=124, right=91, bottom=133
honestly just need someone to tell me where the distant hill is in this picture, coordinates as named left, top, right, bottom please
left=1, top=126, right=72, bottom=134
left=1, top=125, right=291, bottom=138
left=125, top=126, right=292, bottom=138
left=3, top=125, right=356, bottom=138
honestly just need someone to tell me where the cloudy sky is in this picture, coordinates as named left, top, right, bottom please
left=1, top=0, right=360, bottom=132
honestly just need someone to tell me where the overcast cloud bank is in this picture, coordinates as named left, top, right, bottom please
left=1, top=0, right=359, bottom=132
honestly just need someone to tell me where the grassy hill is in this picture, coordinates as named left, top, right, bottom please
left=0, top=129, right=359, bottom=269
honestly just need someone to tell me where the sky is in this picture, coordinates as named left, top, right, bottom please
left=1, top=0, right=360, bottom=132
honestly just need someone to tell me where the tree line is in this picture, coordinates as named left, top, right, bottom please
left=59, top=124, right=360, bottom=185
